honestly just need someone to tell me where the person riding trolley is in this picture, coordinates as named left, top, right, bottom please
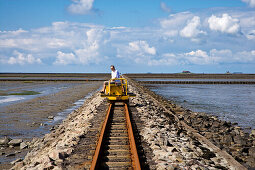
left=100, top=65, right=121, bottom=94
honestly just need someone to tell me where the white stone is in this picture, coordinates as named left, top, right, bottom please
left=8, top=139, right=23, bottom=146
left=20, top=142, right=28, bottom=149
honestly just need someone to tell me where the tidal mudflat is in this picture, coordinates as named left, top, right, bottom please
left=0, top=80, right=102, bottom=169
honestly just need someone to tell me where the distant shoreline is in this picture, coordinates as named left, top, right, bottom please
left=1, top=73, right=255, bottom=79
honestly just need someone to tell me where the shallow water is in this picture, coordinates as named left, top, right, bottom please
left=136, top=78, right=255, bottom=82
left=0, top=82, right=81, bottom=107
left=147, top=84, right=255, bottom=130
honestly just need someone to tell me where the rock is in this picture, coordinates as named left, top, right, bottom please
left=50, top=127, right=55, bottom=131
left=251, top=129, right=255, bottom=137
left=233, top=135, right=246, bottom=145
left=249, top=147, right=255, bottom=158
left=246, top=157, right=255, bottom=168
left=20, top=142, right=28, bottom=149
left=172, top=152, right=183, bottom=162
left=8, top=139, right=23, bottom=146
left=48, top=116, right=54, bottom=119
left=221, top=135, right=232, bottom=145
left=166, top=147, right=178, bottom=152
left=164, top=139, right=173, bottom=147
left=6, top=153, right=15, bottom=157
left=0, top=136, right=11, bottom=145
left=0, top=152, right=5, bottom=155
left=10, top=158, right=23, bottom=165
left=164, top=164, right=176, bottom=170
left=201, top=149, right=216, bottom=160
left=15, top=151, right=21, bottom=154
left=49, top=150, right=68, bottom=161
left=12, top=161, right=24, bottom=169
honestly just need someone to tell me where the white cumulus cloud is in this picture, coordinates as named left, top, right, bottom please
left=180, top=16, right=206, bottom=39
left=117, top=40, right=156, bottom=64
left=53, top=28, right=107, bottom=65
left=68, top=0, right=94, bottom=14
left=147, top=48, right=255, bottom=66
left=128, top=41, right=156, bottom=55
left=54, top=51, right=76, bottom=65
left=160, top=12, right=194, bottom=37
left=242, top=0, right=255, bottom=7
left=208, top=13, right=240, bottom=34
left=7, top=51, right=42, bottom=65
left=184, top=50, right=211, bottom=65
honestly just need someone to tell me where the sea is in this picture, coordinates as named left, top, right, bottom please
left=140, top=80, right=255, bottom=130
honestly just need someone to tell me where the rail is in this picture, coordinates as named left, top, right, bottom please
left=89, top=102, right=141, bottom=170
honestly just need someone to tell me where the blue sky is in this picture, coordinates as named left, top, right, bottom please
left=0, top=0, right=255, bottom=73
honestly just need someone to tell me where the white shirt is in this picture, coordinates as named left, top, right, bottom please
left=111, top=70, right=120, bottom=79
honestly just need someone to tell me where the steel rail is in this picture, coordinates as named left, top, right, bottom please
left=89, top=103, right=113, bottom=170
left=124, top=103, right=141, bottom=170
left=89, top=102, right=141, bottom=170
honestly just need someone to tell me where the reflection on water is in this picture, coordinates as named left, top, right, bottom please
left=0, top=96, right=25, bottom=104
left=147, top=84, right=255, bottom=130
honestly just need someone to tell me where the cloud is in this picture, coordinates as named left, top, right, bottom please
left=246, top=30, right=255, bottom=39
left=0, top=22, right=111, bottom=66
left=0, top=7, right=255, bottom=71
left=160, top=12, right=194, bottom=36
left=160, top=2, right=171, bottom=13
left=6, top=51, right=42, bottom=65
left=180, top=16, right=206, bottom=39
left=117, top=40, right=156, bottom=64
left=54, top=51, right=76, bottom=65
left=155, top=49, right=255, bottom=66
left=234, top=50, right=255, bottom=62
left=128, top=41, right=156, bottom=55
left=242, top=0, right=255, bottom=8
left=0, top=28, right=27, bottom=38
left=53, top=28, right=108, bottom=65
left=148, top=53, right=179, bottom=66
left=68, top=0, right=94, bottom=14
left=208, top=13, right=240, bottom=34
left=183, top=50, right=211, bottom=65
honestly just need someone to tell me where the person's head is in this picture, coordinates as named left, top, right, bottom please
left=110, top=65, right=115, bottom=71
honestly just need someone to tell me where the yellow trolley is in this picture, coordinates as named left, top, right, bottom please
left=100, top=78, right=135, bottom=102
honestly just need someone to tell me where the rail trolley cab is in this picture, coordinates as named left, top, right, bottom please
left=100, top=78, right=135, bottom=102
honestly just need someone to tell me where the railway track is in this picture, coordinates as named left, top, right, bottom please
left=89, top=102, right=141, bottom=170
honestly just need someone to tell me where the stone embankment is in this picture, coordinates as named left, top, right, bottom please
left=10, top=79, right=254, bottom=169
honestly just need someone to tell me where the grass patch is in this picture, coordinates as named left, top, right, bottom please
left=23, top=81, right=34, bottom=83
left=9, top=90, right=40, bottom=95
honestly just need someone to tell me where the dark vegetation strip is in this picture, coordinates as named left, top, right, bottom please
left=140, top=81, right=255, bottom=84
left=126, top=73, right=255, bottom=79
left=0, top=73, right=110, bottom=77
left=9, top=91, right=41, bottom=95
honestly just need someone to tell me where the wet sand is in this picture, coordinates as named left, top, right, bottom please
left=0, top=81, right=102, bottom=169
left=1, top=81, right=102, bottom=137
